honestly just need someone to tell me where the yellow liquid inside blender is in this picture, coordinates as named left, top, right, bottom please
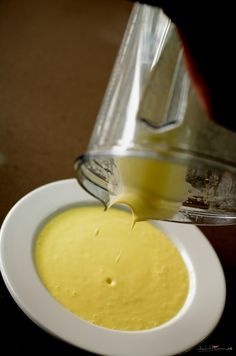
left=111, top=157, right=187, bottom=222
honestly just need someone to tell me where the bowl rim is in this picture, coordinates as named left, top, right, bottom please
left=0, top=179, right=226, bottom=356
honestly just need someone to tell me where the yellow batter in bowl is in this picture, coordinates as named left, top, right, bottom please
left=34, top=206, right=189, bottom=331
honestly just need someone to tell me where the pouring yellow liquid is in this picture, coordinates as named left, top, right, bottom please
left=111, top=157, right=187, bottom=222
left=35, top=206, right=189, bottom=331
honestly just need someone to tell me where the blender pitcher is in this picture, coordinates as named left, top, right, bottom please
left=75, top=3, right=236, bottom=225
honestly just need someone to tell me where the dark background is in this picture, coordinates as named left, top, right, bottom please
left=0, top=0, right=235, bottom=354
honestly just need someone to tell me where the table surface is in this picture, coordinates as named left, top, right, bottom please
left=0, top=0, right=235, bottom=354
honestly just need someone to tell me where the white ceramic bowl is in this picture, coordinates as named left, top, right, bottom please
left=0, top=179, right=226, bottom=356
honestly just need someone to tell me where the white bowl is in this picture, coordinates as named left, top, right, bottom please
left=0, top=179, right=226, bottom=356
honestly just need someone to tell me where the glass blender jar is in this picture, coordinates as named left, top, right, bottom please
left=75, top=3, right=236, bottom=225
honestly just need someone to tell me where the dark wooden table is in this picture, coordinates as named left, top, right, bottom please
left=0, top=1, right=235, bottom=354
